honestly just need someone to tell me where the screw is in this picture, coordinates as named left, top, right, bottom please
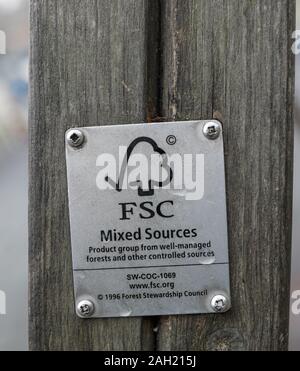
left=66, top=129, right=85, bottom=148
left=203, top=121, right=222, bottom=140
left=211, top=294, right=230, bottom=313
left=76, top=299, right=95, bottom=318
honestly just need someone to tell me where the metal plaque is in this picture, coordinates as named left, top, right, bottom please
left=65, top=121, right=231, bottom=318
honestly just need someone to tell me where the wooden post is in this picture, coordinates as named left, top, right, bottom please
left=29, top=0, right=295, bottom=351
left=29, top=0, right=158, bottom=351
left=157, top=0, right=295, bottom=351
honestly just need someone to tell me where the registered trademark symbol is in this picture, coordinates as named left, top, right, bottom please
left=166, top=135, right=177, bottom=145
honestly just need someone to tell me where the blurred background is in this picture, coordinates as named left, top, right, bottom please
left=290, top=0, right=300, bottom=352
left=0, top=0, right=28, bottom=351
left=0, top=0, right=299, bottom=351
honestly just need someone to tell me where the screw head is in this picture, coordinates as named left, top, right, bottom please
left=76, top=299, right=95, bottom=318
left=66, top=129, right=85, bottom=148
left=203, top=121, right=222, bottom=140
left=211, top=294, right=230, bottom=313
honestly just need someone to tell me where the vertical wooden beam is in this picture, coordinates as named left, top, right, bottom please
left=158, top=0, right=294, bottom=351
left=29, top=0, right=158, bottom=351
left=30, top=0, right=294, bottom=351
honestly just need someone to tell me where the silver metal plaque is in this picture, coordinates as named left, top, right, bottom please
left=66, top=121, right=231, bottom=318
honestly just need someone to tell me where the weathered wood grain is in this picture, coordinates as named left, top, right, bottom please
left=30, top=0, right=294, bottom=351
left=158, top=0, right=295, bottom=351
left=29, top=0, right=159, bottom=351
